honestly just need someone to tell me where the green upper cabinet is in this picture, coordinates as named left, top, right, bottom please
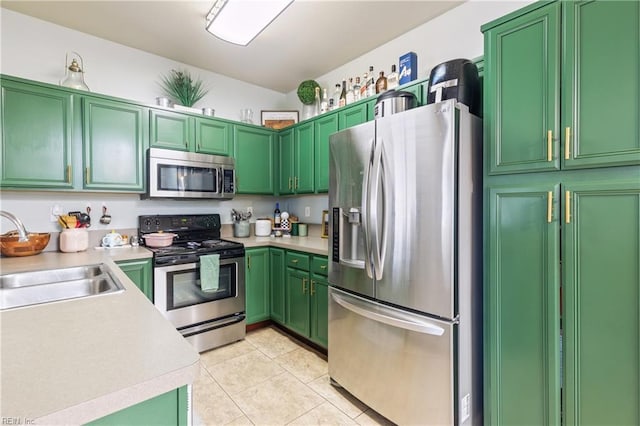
left=245, top=247, right=270, bottom=325
left=563, top=180, right=640, bottom=426
left=150, top=109, right=232, bottom=156
left=149, top=109, right=191, bottom=151
left=82, top=97, right=147, bottom=191
left=278, top=128, right=295, bottom=195
left=0, top=79, right=74, bottom=188
left=485, top=183, right=561, bottom=426
left=278, top=122, right=314, bottom=195
left=314, top=112, right=339, bottom=193
left=561, top=0, right=640, bottom=169
left=233, top=124, right=275, bottom=194
left=483, top=2, right=560, bottom=175
left=484, top=0, right=640, bottom=175
left=338, top=102, right=368, bottom=130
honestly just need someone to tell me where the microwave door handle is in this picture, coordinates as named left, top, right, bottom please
left=217, top=167, right=223, bottom=196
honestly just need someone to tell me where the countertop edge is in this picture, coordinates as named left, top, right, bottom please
left=224, top=236, right=329, bottom=256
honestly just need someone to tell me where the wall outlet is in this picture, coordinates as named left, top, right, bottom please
left=304, top=206, right=311, bottom=217
left=50, top=205, right=63, bottom=222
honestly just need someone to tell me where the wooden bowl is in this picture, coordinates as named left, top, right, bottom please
left=0, top=231, right=51, bottom=257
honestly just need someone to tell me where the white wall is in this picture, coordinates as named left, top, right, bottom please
left=0, top=1, right=532, bottom=235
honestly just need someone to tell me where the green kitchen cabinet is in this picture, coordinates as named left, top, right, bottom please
left=87, top=386, right=188, bottom=426
left=270, top=248, right=286, bottom=324
left=310, top=256, right=329, bottom=348
left=338, top=102, right=368, bottom=130
left=483, top=0, right=640, bottom=176
left=245, top=247, right=270, bottom=325
left=314, top=112, right=339, bottom=193
left=150, top=109, right=232, bottom=156
left=116, top=258, right=153, bottom=301
left=0, top=78, right=74, bottom=188
left=82, top=97, right=147, bottom=191
left=278, top=122, right=314, bottom=195
left=285, top=266, right=310, bottom=337
left=233, top=124, right=275, bottom=194
left=563, top=181, right=640, bottom=426
left=485, top=183, right=561, bottom=425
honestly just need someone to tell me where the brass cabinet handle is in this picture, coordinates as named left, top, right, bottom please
left=185, top=140, right=189, bottom=148
left=547, top=191, right=553, bottom=223
left=288, top=176, right=292, bottom=190
left=247, top=255, right=251, bottom=270
left=310, top=280, right=316, bottom=296
left=294, top=176, right=299, bottom=189
left=291, top=259, right=299, bottom=263
left=320, top=265, right=327, bottom=270
left=85, top=167, right=90, bottom=184
left=66, top=165, right=72, bottom=183
left=547, top=130, right=553, bottom=162
left=565, top=191, right=571, bottom=224
left=302, top=278, right=308, bottom=294
left=197, top=143, right=201, bottom=151
left=565, top=127, right=571, bottom=160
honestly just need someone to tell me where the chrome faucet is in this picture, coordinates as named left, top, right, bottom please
left=0, top=211, right=29, bottom=241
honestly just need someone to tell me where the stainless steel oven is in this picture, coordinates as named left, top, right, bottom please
left=139, top=214, right=246, bottom=353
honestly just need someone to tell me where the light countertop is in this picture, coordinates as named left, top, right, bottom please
left=225, top=235, right=329, bottom=256
left=0, top=248, right=200, bottom=425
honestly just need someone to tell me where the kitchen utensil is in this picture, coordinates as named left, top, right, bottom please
left=0, top=230, right=51, bottom=257
left=57, top=215, right=69, bottom=229
left=102, top=232, right=123, bottom=247
left=141, top=232, right=177, bottom=248
left=130, top=235, right=140, bottom=247
left=60, top=228, right=89, bottom=252
left=100, top=206, right=111, bottom=225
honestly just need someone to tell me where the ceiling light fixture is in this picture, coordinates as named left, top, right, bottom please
left=205, top=0, right=293, bottom=46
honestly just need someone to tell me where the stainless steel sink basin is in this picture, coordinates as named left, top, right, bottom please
left=0, top=263, right=125, bottom=310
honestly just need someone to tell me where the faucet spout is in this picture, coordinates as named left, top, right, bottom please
left=0, top=211, right=29, bottom=242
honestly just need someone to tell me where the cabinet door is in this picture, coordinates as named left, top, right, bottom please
left=278, top=128, right=295, bottom=195
left=83, top=97, right=147, bottom=191
left=286, top=267, right=310, bottom=337
left=116, top=259, right=153, bottom=301
left=484, top=2, right=560, bottom=175
left=310, top=275, right=328, bottom=348
left=195, top=118, right=232, bottom=156
left=563, top=180, right=640, bottom=426
left=0, top=80, right=74, bottom=188
left=295, top=121, right=315, bottom=193
left=562, top=1, right=640, bottom=169
left=485, top=184, right=561, bottom=425
left=314, top=112, right=339, bottom=193
left=233, top=125, right=275, bottom=194
left=338, top=103, right=368, bottom=130
left=245, top=248, right=270, bottom=324
left=270, top=248, right=286, bottom=324
left=149, top=109, right=191, bottom=151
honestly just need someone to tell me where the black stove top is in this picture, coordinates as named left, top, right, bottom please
left=138, top=214, right=244, bottom=264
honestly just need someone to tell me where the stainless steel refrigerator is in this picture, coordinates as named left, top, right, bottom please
left=328, top=99, right=482, bottom=425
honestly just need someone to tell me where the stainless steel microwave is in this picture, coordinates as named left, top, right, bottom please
left=144, top=148, right=235, bottom=199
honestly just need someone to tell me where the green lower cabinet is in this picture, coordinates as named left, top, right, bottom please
left=310, top=275, right=328, bottom=348
left=116, top=259, right=153, bottom=301
left=285, top=267, right=310, bottom=336
left=87, top=386, right=188, bottom=426
left=245, top=248, right=270, bottom=324
left=270, top=248, right=286, bottom=324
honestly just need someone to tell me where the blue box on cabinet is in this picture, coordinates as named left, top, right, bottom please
left=399, top=52, right=418, bottom=85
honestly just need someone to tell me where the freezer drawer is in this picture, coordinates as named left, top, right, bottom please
left=328, top=287, right=458, bottom=425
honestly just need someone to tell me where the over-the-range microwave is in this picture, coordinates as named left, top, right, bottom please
left=143, top=148, right=235, bottom=199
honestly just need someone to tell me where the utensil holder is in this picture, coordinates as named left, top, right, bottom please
left=60, top=228, right=89, bottom=252
left=233, top=221, right=250, bottom=238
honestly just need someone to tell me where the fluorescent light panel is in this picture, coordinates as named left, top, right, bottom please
left=206, top=0, right=293, bottom=46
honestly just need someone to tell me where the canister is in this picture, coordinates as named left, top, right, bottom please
left=60, top=228, right=89, bottom=252
left=298, top=223, right=308, bottom=237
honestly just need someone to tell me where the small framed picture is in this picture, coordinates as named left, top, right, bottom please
left=321, top=210, right=329, bottom=238
left=261, top=110, right=299, bottom=129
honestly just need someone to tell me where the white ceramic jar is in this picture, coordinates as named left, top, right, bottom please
left=59, top=228, right=89, bottom=252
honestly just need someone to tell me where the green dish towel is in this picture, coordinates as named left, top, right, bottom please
left=200, top=254, right=220, bottom=292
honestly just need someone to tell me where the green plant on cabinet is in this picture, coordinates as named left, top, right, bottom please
left=116, top=259, right=153, bottom=301
left=82, top=96, right=147, bottom=191
left=233, top=125, right=275, bottom=194
left=245, top=248, right=270, bottom=325
left=1, top=79, right=74, bottom=188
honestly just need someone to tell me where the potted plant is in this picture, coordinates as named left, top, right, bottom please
left=158, top=69, right=208, bottom=108
left=297, top=80, right=320, bottom=120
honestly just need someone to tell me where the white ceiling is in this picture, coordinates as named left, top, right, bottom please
left=1, top=1, right=464, bottom=93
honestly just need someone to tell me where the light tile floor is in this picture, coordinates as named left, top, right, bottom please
left=194, top=326, right=395, bottom=426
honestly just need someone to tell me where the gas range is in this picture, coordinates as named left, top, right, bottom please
left=138, top=214, right=245, bottom=265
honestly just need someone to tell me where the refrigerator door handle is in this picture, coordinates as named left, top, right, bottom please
left=369, top=139, right=386, bottom=280
left=332, top=291, right=445, bottom=336
left=361, top=138, right=375, bottom=279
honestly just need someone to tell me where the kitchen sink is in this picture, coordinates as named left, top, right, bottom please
left=0, top=263, right=125, bottom=310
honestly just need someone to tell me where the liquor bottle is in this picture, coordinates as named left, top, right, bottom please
left=387, top=64, right=399, bottom=90
left=359, top=73, right=368, bottom=99
left=345, top=78, right=355, bottom=104
left=339, top=80, right=347, bottom=107
left=331, top=83, right=341, bottom=110
left=314, top=86, right=321, bottom=116
left=376, top=71, right=387, bottom=94
left=274, top=203, right=281, bottom=227
left=367, top=66, right=376, bottom=97
left=320, top=88, right=329, bottom=114
left=353, top=77, right=361, bottom=102
left=329, top=98, right=335, bottom=111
